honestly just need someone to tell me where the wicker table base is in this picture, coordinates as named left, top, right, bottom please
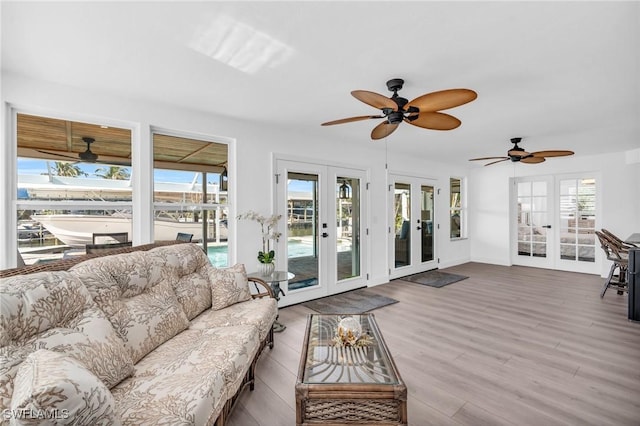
left=295, top=314, right=407, bottom=426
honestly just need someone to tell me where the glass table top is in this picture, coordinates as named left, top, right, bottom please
left=247, top=270, right=294, bottom=283
left=301, top=314, right=400, bottom=385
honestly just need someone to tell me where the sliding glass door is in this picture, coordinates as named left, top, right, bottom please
left=275, top=160, right=367, bottom=306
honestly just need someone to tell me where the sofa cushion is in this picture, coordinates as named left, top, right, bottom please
left=0, top=345, right=31, bottom=414
left=11, top=349, right=121, bottom=426
left=111, top=325, right=259, bottom=425
left=70, top=252, right=190, bottom=363
left=208, top=264, right=252, bottom=310
left=190, top=298, right=277, bottom=341
left=0, top=271, right=134, bottom=410
left=146, top=243, right=212, bottom=320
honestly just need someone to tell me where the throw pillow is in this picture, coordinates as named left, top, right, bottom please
left=70, top=254, right=190, bottom=363
left=208, top=264, right=252, bottom=310
left=0, top=272, right=134, bottom=391
left=11, top=349, right=121, bottom=426
left=147, top=244, right=212, bottom=320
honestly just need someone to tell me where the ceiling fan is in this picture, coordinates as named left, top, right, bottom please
left=321, top=78, right=477, bottom=140
left=37, top=137, right=130, bottom=166
left=469, top=137, right=574, bottom=166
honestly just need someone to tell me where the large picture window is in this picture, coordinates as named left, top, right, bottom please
left=152, top=132, right=229, bottom=267
left=16, top=113, right=133, bottom=265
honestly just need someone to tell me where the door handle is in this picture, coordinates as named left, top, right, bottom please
left=542, top=225, right=552, bottom=229
left=416, top=226, right=422, bottom=230
left=322, top=232, right=329, bottom=238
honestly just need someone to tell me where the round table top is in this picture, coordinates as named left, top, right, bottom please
left=247, top=270, right=294, bottom=283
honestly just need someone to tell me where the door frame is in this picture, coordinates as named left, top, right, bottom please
left=388, top=173, right=438, bottom=279
left=274, top=157, right=369, bottom=306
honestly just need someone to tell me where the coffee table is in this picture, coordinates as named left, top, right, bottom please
left=295, top=313, right=407, bottom=425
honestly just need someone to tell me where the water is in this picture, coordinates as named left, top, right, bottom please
left=207, top=239, right=315, bottom=267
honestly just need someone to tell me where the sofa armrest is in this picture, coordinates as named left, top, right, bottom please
left=248, top=277, right=275, bottom=299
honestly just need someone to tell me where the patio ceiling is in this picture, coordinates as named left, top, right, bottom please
left=16, top=113, right=227, bottom=173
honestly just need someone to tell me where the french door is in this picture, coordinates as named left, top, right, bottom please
left=275, top=159, right=367, bottom=306
left=389, top=175, right=437, bottom=279
left=512, top=174, right=600, bottom=274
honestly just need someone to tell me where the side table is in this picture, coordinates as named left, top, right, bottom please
left=247, top=270, right=294, bottom=333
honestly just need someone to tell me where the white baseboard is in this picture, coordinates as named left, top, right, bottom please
left=469, top=256, right=512, bottom=267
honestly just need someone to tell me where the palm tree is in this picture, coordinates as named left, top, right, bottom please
left=94, top=166, right=131, bottom=180
left=53, top=161, right=87, bottom=177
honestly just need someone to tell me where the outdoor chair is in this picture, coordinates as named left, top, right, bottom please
left=92, top=232, right=129, bottom=245
left=176, top=232, right=193, bottom=242
left=595, top=230, right=628, bottom=297
left=85, top=241, right=133, bottom=255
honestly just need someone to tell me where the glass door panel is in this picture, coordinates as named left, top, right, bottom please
left=517, top=181, right=549, bottom=259
left=420, top=185, right=434, bottom=263
left=394, top=183, right=411, bottom=268
left=287, top=172, right=320, bottom=291
left=336, top=176, right=360, bottom=281
left=559, top=178, right=596, bottom=263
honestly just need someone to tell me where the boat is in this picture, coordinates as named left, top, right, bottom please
left=19, top=170, right=228, bottom=248
left=30, top=213, right=212, bottom=247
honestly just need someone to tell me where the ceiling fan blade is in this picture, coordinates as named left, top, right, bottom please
left=351, top=90, right=398, bottom=111
left=321, top=115, right=384, bottom=126
left=508, top=150, right=531, bottom=157
left=484, top=158, right=510, bottom=166
left=469, top=156, right=509, bottom=161
left=405, top=112, right=461, bottom=130
left=406, top=89, right=477, bottom=112
left=36, top=149, right=79, bottom=161
left=93, top=158, right=131, bottom=167
left=371, top=121, right=399, bottom=140
left=520, top=156, right=546, bottom=164
left=530, top=150, right=574, bottom=158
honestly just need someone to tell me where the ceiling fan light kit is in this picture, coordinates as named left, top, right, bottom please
left=469, top=137, right=574, bottom=166
left=321, top=78, right=477, bottom=140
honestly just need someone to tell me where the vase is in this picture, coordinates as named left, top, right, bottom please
left=258, top=262, right=275, bottom=276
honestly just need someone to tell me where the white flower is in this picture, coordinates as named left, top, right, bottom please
left=238, top=210, right=282, bottom=262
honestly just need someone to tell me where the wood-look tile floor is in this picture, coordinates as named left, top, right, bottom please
left=228, top=263, right=640, bottom=426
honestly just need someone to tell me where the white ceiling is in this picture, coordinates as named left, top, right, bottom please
left=2, top=1, right=639, bottom=166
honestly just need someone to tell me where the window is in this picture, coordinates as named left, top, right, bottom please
left=450, top=177, right=465, bottom=239
left=16, top=113, right=133, bottom=265
left=152, top=132, right=229, bottom=267
left=14, top=113, right=230, bottom=268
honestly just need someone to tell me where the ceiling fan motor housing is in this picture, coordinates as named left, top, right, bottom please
left=386, top=78, right=404, bottom=92
left=80, top=137, right=98, bottom=162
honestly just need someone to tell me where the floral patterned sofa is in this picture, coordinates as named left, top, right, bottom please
left=0, top=242, right=278, bottom=425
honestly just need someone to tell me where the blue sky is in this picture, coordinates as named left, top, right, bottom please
left=19, top=158, right=319, bottom=190
left=18, top=158, right=218, bottom=184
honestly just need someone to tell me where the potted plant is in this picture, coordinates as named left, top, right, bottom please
left=238, top=210, right=282, bottom=275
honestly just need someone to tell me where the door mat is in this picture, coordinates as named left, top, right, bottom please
left=400, top=270, right=468, bottom=288
left=302, top=288, right=398, bottom=314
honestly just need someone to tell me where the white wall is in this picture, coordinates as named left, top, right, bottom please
left=1, top=73, right=471, bottom=283
left=469, top=151, right=640, bottom=276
